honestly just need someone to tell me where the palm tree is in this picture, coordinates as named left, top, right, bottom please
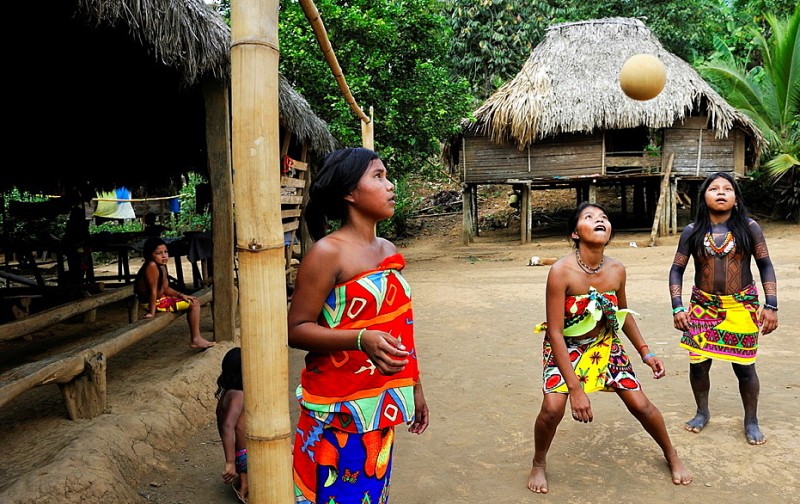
left=699, top=7, right=799, bottom=219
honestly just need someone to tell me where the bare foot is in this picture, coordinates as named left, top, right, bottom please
left=745, top=422, right=766, bottom=445
left=527, top=464, right=548, bottom=494
left=684, top=412, right=709, bottom=433
left=666, top=450, right=693, bottom=485
left=190, top=337, right=216, bottom=350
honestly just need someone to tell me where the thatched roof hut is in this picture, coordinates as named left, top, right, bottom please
left=454, top=18, right=766, bottom=244
left=465, top=17, right=764, bottom=156
left=5, top=0, right=336, bottom=194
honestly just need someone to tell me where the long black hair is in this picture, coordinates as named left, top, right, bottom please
left=568, top=202, right=615, bottom=248
left=215, top=347, right=243, bottom=399
left=688, top=172, right=752, bottom=256
left=305, top=148, right=380, bottom=241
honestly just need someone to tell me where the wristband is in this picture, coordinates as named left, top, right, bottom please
left=672, top=306, right=687, bottom=315
left=643, top=352, right=656, bottom=362
left=763, top=303, right=778, bottom=311
left=356, top=328, right=366, bottom=351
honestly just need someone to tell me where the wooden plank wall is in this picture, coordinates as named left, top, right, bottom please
left=663, top=128, right=737, bottom=177
left=463, top=134, right=602, bottom=183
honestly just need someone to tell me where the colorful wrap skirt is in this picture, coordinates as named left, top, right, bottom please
left=142, top=296, right=191, bottom=313
left=293, top=409, right=394, bottom=504
left=540, top=326, right=641, bottom=394
left=680, top=284, right=760, bottom=365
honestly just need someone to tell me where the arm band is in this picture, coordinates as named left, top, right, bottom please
left=356, top=328, right=366, bottom=351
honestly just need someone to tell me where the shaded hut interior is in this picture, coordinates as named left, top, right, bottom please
left=2, top=0, right=336, bottom=321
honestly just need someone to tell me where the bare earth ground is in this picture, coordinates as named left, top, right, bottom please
left=1, top=197, right=799, bottom=504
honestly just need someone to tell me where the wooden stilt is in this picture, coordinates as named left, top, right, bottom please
left=59, top=353, right=107, bottom=420
left=462, top=184, right=476, bottom=244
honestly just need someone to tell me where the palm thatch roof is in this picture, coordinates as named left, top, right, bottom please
left=4, top=0, right=336, bottom=194
left=465, top=18, right=765, bottom=155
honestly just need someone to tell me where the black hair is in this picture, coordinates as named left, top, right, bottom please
left=688, top=172, right=752, bottom=256
left=215, top=347, right=243, bottom=399
left=142, top=237, right=167, bottom=261
left=568, top=202, right=614, bottom=247
left=305, top=148, right=380, bottom=241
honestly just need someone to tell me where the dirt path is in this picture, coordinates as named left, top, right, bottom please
left=2, top=221, right=799, bottom=504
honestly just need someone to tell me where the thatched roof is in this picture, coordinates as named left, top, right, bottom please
left=75, top=0, right=232, bottom=87
left=4, top=0, right=336, bottom=194
left=465, top=18, right=765, bottom=154
left=279, top=75, right=339, bottom=156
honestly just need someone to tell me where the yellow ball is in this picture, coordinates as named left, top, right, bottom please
left=619, top=54, right=666, bottom=101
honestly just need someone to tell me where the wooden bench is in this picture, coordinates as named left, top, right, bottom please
left=0, top=285, right=137, bottom=342
left=0, top=287, right=212, bottom=420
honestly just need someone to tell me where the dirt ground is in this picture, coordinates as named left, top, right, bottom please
left=1, top=211, right=798, bottom=504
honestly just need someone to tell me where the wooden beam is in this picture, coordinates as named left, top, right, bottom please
left=0, top=288, right=211, bottom=411
left=0, top=286, right=134, bottom=342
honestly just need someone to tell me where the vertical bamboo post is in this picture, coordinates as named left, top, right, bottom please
left=361, top=106, right=374, bottom=149
left=230, top=1, right=294, bottom=502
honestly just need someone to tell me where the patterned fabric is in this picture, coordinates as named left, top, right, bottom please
left=235, top=448, right=247, bottom=474
left=535, top=288, right=640, bottom=394
left=142, top=296, right=190, bottom=313
left=680, top=284, right=760, bottom=364
left=294, top=410, right=394, bottom=504
left=294, top=253, right=418, bottom=503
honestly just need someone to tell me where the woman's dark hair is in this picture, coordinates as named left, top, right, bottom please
left=215, top=347, right=243, bottom=399
left=568, top=202, right=614, bottom=247
left=305, top=148, right=380, bottom=241
left=688, top=172, right=752, bottom=255
left=142, top=237, right=167, bottom=261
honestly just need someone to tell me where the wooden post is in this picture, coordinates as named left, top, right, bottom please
left=203, top=80, right=237, bottom=342
left=462, top=183, right=475, bottom=244
left=59, top=352, right=107, bottom=420
left=649, top=153, right=675, bottom=247
left=670, top=177, right=678, bottom=235
left=588, top=183, right=597, bottom=203
left=524, top=182, right=532, bottom=243
left=230, top=0, right=294, bottom=501
left=361, top=106, right=374, bottom=149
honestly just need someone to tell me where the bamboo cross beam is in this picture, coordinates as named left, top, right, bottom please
left=298, top=0, right=374, bottom=148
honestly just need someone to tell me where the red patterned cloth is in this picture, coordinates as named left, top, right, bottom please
left=293, top=253, right=420, bottom=503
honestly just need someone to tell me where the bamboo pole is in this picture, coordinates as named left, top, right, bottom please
left=298, top=0, right=373, bottom=136
left=230, top=1, right=294, bottom=502
left=362, top=105, right=374, bottom=149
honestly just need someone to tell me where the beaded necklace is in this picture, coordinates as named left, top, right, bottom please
left=575, top=249, right=604, bottom=274
left=703, top=230, right=735, bottom=256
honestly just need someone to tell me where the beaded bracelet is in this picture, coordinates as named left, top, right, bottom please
left=672, top=306, right=688, bottom=315
left=763, top=303, right=778, bottom=311
left=643, top=352, right=656, bottom=362
left=356, top=328, right=366, bottom=351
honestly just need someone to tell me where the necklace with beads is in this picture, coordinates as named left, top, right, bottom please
left=575, top=249, right=604, bottom=274
left=703, top=230, right=735, bottom=257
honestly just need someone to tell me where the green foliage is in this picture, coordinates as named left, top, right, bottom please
left=278, top=0, right=473, bottom=179
left=699, top=8, right=799, bottom=218
left=377, top=176, right=414, bottom=239
left=89, top=219, right=143, bottom=234
left=164, top=173, right=212, bottom=237
left=444, top=0, right=575, bottom=100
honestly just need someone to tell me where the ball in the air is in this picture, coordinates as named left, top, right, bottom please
left=619, top=54, right=666, bottom=101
